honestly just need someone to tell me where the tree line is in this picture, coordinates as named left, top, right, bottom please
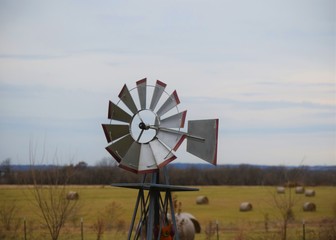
left=1, top=158, right=335, bottom=186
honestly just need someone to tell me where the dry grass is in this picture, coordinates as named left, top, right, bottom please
left=1, top=185, right=335, bottom=239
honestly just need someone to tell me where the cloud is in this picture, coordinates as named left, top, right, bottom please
left=0, top=53, right=70, bottom=60
left=0, top=0, right=334, bottom=166
left=185, top=96, right=334, bottom=110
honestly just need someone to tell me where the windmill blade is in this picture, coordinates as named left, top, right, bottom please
left=102, top=124, right=129, bottom=143
left=120, top=143, right=159, bottom=174
left=119, top=142, right=141, bottom=173
left=187, top=119, right=219, bottom=165
left=117, top=142, right=159, bottom=174
left=105, top=134, right=134, bottom=163
left=118, top=84, right=138, bottom=114
left=136, top=78, right=147, bottom=110
left=160, top=110, right=187, bottom=128
left=156, top=128, right=186, bottom=151
left=108, top=101, right=132, bottom=123
left=138, top=144, right=158, bottom=173
left=156, top=90, right=180, bottom=117
left=149, top=139, right=176, bottom=168
left=150, top=80, right=166, bottom=111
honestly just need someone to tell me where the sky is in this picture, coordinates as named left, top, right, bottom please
left=0, top=0, right=335, bottom=167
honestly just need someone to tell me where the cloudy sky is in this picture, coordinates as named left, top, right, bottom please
left=0, top=0, right=335, bottom=167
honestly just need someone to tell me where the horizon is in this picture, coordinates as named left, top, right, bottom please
left=6, top=162, right=336, bottom=169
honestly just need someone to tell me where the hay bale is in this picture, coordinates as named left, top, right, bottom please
left=66, top=191, right=79, bottom=200
left=239, top=202, right=253, bottom=212
left=168, top=212, right=200, bottom=238
left=196, top=196, right=209, bottom=205
left=295, top=186, right=305, bottom=194
left=276, top=186, right=285, bottom=194
left=303, top=202, right=316, bottom=212
left=179, top=212, right=201, bottom=233
left=305, top=189, right=315, bottom=197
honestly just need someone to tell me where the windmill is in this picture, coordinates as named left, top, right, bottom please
left=102, top=79, right=219, bottom=239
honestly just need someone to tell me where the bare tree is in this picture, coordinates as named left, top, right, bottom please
left=92, top=201, right=125, bottom=239
left=1, top=158, right=11, bottom=174
left=271, top=186, right=297, bottom=240
left=268, top=165, right=305, bottom=240
left=28, top=142, right=79, bottom=240
left=0, top=158, right=12, bottom=184
left=93, top=217, right=105, bottom=240
left=0, top=201, right=21, bottom=239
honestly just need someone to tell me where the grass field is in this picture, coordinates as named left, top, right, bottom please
left=1, top=185, right=335, bottom=239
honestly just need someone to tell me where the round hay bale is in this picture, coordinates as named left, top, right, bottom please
left=303, top=202, right=316, bottom=212
left=168, top=212, right=199, bottom=239
left=196, top=196, right=209, bottom=205
left=66, top=191, right=79, bottom=200
left=179, top=212, right=201, bottom=233
left=305, top=189, right=315, bottom=197
left=295, top=186, right=305, bottom=194
left=239, top=202, right=253, bottom=212
left=276, top=186, right=285, bottom=194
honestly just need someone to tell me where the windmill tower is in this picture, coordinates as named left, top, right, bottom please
left=102, top=79, right=219, bottom=239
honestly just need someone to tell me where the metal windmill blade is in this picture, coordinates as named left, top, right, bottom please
left=102, top=79, right=219, bottom=174
left=156, top=90, right=180, bottom=117
left=149, top=80, right=166, bottom=111
left=136, top=78, right=147, bottom=110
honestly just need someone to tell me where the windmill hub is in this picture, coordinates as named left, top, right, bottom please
left=130, top=109, right=158, bottom=144
left=138, top=122, right=148, bottom=130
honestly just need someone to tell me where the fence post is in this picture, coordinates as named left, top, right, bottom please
left=302, top=219, right=305, bottom=240
left=24, top=218, right=27, bottom=240
left=81, top=217, right=84, bottom=240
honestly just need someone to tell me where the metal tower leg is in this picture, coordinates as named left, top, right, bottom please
left=167, top=191, right=179, bottom=240
left=127, top=189, right=142, bottom=240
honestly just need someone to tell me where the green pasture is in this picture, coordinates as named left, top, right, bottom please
left=1, top=185, right=335, bottom=239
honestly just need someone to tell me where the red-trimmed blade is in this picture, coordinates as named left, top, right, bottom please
left=118, top=84, right=138, bottom=114
left=136, top=78, right=147, bottom=110
left=105, top=134, right=134, bottom=163
left=102, top=124, right=129, bottom=143
left=120, top=143, right=158, bottom=174
left=119, top=142, right=141, bottom=173
left=138, top=143, right=158, bottom=173
left=149, top=139, right=176, bottom=168
left=150, top=80, right=166, bottom=111
left=156, top=90, right=180, bottom=117
left=160, top=110, right=187, bottom=128
left=108, top=101, right=132, bottom=123
left=156, top=129, right=186, bottom=151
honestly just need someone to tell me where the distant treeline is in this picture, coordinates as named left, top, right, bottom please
left=1, top=161, right=336, bottom=186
